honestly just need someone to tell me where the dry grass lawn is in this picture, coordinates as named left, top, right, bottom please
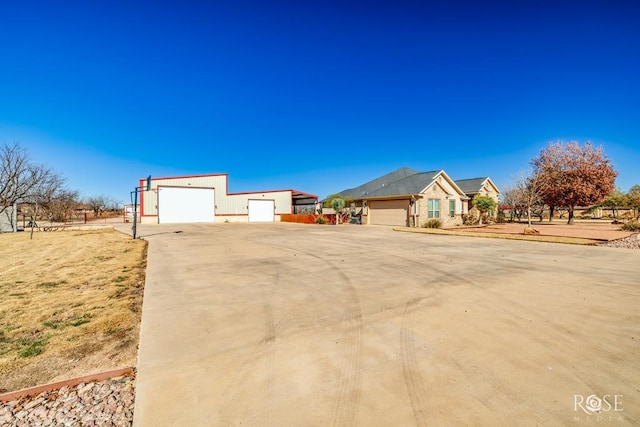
left=0, top=228, right=147, bottom=393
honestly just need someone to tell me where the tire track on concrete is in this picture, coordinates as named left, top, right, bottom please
left=293, top=233, right=489, bottom=426
left=262, top=232, right=492, bottom=425
left=400, top=295, right=431, bottom=427
left=260, top=264, right=278, bottom=427
left=379, top=250, right=483, bottom=426
left=217, top=260, right=280, bottom=425
left=265, top=242, right=364, bottom=427
left=330, top=267, right=363, bottom=427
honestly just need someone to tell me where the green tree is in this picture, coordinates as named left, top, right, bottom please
left=472, top=194, right=497, bottom=226
left=627, top=185, right=640, bottom=219
left=322, top=193, right=353, bottom=209
left=601, top=189, right=628, bottom=219
left=331, top=197, right=345, bottom=225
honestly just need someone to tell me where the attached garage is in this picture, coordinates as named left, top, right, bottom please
left=248, top=199, right=275, bottom=222
left=369, top=199, right=409, bottom=226
left=158, top=187, right=215, bottom=224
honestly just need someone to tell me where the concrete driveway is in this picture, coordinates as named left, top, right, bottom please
left=130, top=223, right=639, bottom=426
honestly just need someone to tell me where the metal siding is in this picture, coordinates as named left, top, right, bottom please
left=221, top=191, right=292, bottom=215
left=248, top=200, right=275, bottom=222
left=142, top=175, right=227, bottom=216
left=139, top=174, right=294, bottom=218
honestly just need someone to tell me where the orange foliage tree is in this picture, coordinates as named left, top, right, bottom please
left=531, top=141, right=617, bottom=224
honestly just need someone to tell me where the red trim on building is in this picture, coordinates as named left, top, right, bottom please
left=147, top=173, right=229, bottom=181
left=139, top=178, right=145, bottom=216
left=137, top=174, right=318, bottom=218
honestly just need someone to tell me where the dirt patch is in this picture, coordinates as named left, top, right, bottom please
left=451, top=220, right=634, bottom=241
left=0, top=229, right=147, bottom=393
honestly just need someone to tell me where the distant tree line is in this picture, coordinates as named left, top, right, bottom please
left=1, top=142, right=122, bottom=233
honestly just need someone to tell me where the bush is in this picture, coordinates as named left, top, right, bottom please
left=422, top=219, right=442, bottom=228
left=462, top=213, right=475, bottom=226
left=621, top=221, right=640, bottom=232
left=482, top=214, right=494, bottom=225
left=315, top=215, right=327, bottom=224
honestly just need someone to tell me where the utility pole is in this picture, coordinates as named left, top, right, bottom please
left=131, top=176, right=151, bottom=239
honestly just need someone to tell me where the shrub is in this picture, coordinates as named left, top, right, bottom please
left=621, top=221, right=640, bottom=232
left=315, top=215, right=327, bottom=224
left=462, top=213, right=476, bottom=226
left=423, top=219, right=442, bottom=229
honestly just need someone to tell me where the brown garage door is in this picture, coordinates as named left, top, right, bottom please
left=369, top=199, right=409, bottom=226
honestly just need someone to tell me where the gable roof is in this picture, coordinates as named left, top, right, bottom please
left=455, top=177, right=501, bottom=195
left=339, top=167, right=419, bottom=199
left=455, top=178, right=488, bottom=194
left=364, top=171, right=441, bottom=197
left=333, top=167, right=469, bottom=200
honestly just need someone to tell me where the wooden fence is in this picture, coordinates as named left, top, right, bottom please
left=280, top=214, right=337, bottom=225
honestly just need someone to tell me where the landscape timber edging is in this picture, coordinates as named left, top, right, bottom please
left=0, top=367, right=134, bottom=402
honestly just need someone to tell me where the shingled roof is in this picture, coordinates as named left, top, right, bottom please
left=454, top=178, right=489, bottom=195
left=364, top=171, right=441, bottom=198
left=338, top=167, right=420, bottom=199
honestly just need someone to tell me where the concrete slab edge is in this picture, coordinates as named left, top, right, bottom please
left=0, top=367, right=134, bottom=402
left=393, top=227, right=601, bottom=245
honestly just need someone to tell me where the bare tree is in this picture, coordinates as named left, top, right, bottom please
left=47, top=189, right=80, bottom=222
left=514, top=170, right=545, bottom=229
left=500, top=186, right=518, bottom=222
left=85, top=195, right=118, bottom=217
left=25, top=165, right=68, bottom=238
left=1, top=143, right=50, bottom=212
left=501, top=185, right=528, bottom=222
left=37, top=187, right=79, bottom=223
left=1, top=142, right=65, bottom=233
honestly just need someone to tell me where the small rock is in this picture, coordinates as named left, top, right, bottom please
left=14, top=409, right=28, bottom=419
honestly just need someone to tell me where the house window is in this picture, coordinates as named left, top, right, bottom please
left=449, top=200, right=455, bottom=218
left=428, top=199, right=440, bottom=218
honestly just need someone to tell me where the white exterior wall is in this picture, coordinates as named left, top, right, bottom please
left=140, top=174, right=293, bottom=223
left=217, top=191, right=292, bottom=222
left=142, top=175, right=228, bottom=218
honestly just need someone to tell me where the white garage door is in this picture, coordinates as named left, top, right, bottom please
left=248, top=199, right=275, bottom=222
left=158, top=187, right=215, bottom=224
left=369, top=199, right=409, bottom=226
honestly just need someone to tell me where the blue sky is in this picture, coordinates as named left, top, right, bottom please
left=1, top=1, right=639, bottom=204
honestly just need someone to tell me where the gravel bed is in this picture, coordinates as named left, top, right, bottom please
left=0, top=374, right=134, bottom=426
left=599, top=233, right=640, bottom=249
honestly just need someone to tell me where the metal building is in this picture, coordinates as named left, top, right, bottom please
left=137, top=174, right=317, bottom=224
